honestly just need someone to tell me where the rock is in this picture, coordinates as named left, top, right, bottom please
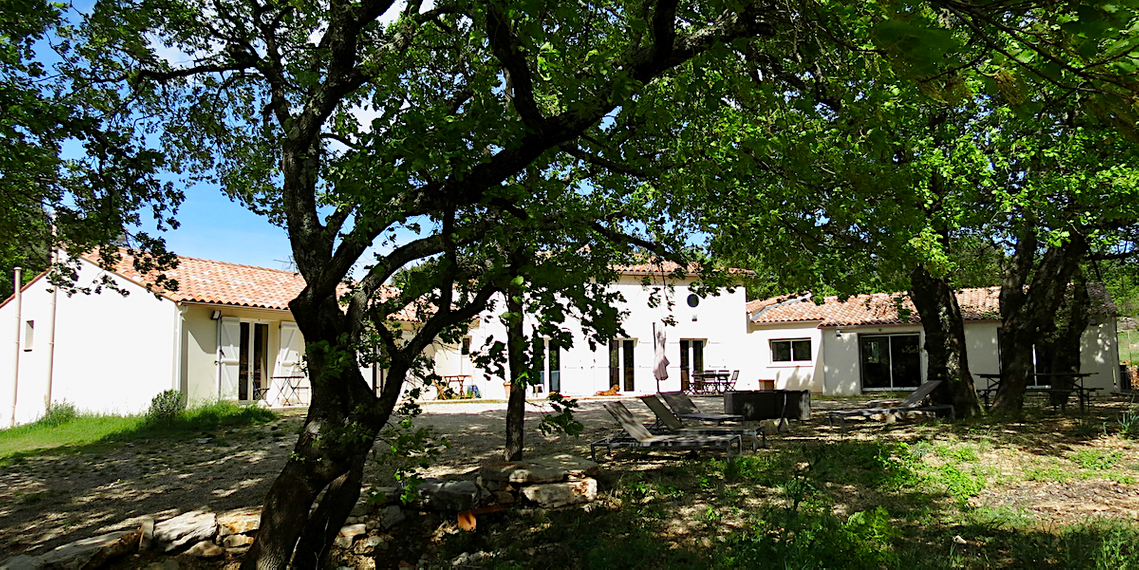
left=354, top=536, right=385, bottom=554
left=480, top=462, right=563, bottom=485
left=368, top=486, right=400, bottom=505
left=380, top=505, right=406, bottom=530
left=417, top=479, right=480, bottom=511
left=33, top=530, right=140, bottom=569
left=345, top=516, right=359, bottom=525
left=477, top=477, right=508, bottom=492
left=339, top=524, right=367, bottom=538
left=222, top=534, right=255, bottom=548
left=481, top=454, right=600, bottom=485
left=521, top=478, right=598, bottom=508
left=139, top=517, right=155, bottom=552
left=333, top=536, right=354, bottom=549
left=144, top=560, right=182, bottom=570
left=350, top=501, right=372, bottom=517
left=492, top=491, right=515, bottom=505
left=365, top=520, right=379, bottom=531
left=217, top=507, right=261, bottom=535
left=184, top=540, right=225, bottom=558
left=154, top=511, right=217, bottom=552
left=0, top=555, right=43, bottom=569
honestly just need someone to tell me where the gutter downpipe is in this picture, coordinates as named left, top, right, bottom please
left=44, top=253, right=58, bottom=410
left=173, top=303, right=186, bottom=394
left=11, top=267, right=23, bottom=427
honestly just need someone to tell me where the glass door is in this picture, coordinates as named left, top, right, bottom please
left=859, top=334, right=921, bottom=390
left=238, top=322, right=269, bottom=401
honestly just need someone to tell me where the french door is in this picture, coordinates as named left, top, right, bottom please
left=218, top=318, right=270, bottom=401
left=609, top=339, right=635, bottom=392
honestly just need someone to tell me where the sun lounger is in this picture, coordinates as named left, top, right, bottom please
left=658, top=391, right=743, bottom=423
left=827, top=380, right=954, bottom=430
left=591, top=401, right=743, bottom=461
left=640, top=394, right=765, bottom=451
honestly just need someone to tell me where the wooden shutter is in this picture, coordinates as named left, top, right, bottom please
left=217, top=317, right=241, bottom=400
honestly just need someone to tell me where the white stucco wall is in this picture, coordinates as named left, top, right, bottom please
left=746, top=322, right=826, bottom=391
left=179, top=304, right=306, bottom=405
left=0, top=261, right=178, bottom=426
left=453, top=276, right=749, bottom=399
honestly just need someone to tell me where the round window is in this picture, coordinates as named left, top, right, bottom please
left=686, top=294, right=700, bottom=308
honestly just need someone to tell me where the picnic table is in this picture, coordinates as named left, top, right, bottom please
left=977, top=372, right=1099, bottom=411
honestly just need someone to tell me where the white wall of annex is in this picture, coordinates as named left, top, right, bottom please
left=0, top=261, right=177, bottom=426
left=745, top=322, right=825, bottom=392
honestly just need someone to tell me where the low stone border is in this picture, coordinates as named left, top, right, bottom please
left=0, top=453, right=601, bottom=569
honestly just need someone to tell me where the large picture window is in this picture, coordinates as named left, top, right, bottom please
left=771, top=339, right=811, bottom=363
left=859, top=334, right=921, bottom=390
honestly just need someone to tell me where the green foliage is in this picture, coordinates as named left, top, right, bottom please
left=537, top=392, right=583, bottom=437
left=37, top=401, right=79, bottom=427
left=146, top=390, right=185, bottom=422
left=371, top=415, right=448, bottom=504
left=1072, top=448, right=1124, bottom=471
left=719, top=505, right=900, bottom=569
left=1118, top=408, right=1139, bottom=439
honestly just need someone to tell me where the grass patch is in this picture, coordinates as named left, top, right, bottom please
left=0, top=401, right=276, bottom=461
left=1072, top=448, right=1124, bottom=471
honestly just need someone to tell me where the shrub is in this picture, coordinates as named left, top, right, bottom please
left=37, top=401, right=79, bottom=427
left=147, top=390, right=185, bottom=421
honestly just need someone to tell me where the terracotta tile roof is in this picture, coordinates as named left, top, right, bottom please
left=748, top=284, right=1117, bottom=327
left=612, top=260, right=751, bottom=277
left=86, top=251, right=419, bottom=321
left=749, top=288, right=1003, bottom=327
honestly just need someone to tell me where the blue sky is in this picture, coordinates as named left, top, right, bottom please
left=160, top=184, right=295, bottom=271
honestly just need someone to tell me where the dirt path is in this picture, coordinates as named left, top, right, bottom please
left=3, top=396, right=1138, bottom=562
left=0, top=396, right=658, bottom=560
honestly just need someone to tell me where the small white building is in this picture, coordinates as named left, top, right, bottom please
left=745, top=287, right=1120, bottom=395
left=0, top=254, right=335, bottom=426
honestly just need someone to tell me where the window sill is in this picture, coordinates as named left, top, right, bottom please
left=769, top=362, right=812, bottom=368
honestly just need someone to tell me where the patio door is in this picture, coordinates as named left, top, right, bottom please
left=679, top=339, right=705, bottom=391
left=533, top=338, right=561, bottom=393
left=859, top=334, right=921, bottom=390
left=217, top=317, right=269, bottom=401
left=609, top=339, right=635, bottom=392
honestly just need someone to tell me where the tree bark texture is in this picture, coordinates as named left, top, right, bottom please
left=992, top=230, right=1088, bottom=412
left=1048, top=269, right=1090, bottom=407
left=242, top=296, right=388, bottom=569
left=908, top=265, right=982, bottom=418
left=504, top=292, right=526, bottom=461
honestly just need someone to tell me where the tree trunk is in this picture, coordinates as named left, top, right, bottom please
left=992, top=231, right=1088, bottom=412
left=908, top=265, right=982, bottom=418
left=242, top=297, right=388, bottom=569
left=1048, top=269, right=1090, bottom=407
left=504, top=292, right=526, bottom=461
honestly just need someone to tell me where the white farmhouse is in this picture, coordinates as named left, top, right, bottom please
left=745, top=287, right=1120, bottom=395
left=0, top=250, right=1122, bottom=426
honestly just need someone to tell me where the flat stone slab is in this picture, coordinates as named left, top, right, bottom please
left=480, top=454, right=600, bottom=484
left=31, top=529, right=140, bottom=569
left=418, top=479, right=480, bottom=511
left=217, top=507, right=261, bottom=535
left=154, top=511, right=217, bottom=552
left=521, top=478, right=598, bottom=508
